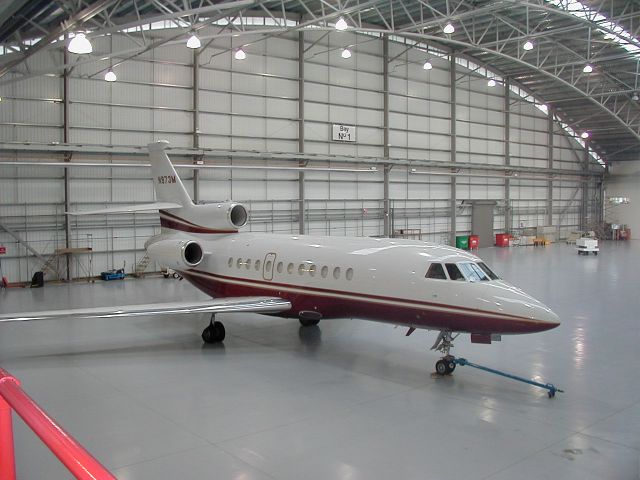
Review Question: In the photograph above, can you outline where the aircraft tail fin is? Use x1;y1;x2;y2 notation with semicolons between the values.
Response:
148;141;193;207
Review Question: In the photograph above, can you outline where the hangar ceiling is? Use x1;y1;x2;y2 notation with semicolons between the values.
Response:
0;0;638;164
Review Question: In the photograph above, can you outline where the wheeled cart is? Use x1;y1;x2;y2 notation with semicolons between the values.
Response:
576;237;599;255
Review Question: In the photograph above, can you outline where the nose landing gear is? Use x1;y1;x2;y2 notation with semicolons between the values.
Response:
431;330;459;375
429;330;563;397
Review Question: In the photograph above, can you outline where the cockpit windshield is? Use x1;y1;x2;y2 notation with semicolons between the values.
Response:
426;261;500;282
458;262;489;282
477;262;499;280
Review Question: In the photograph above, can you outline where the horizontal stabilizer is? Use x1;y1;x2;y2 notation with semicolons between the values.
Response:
66;202;182;215
0;297;291;322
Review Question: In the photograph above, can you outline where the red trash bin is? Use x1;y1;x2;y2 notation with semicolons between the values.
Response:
495;233;510;247
468;235;479;249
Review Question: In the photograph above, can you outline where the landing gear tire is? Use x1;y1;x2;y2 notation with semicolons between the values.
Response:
299;318;320;327
436;358;456;375
445;358;456;374
202;320;225;343
435;360;448;375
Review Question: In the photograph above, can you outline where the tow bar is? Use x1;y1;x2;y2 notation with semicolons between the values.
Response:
454;357;563;398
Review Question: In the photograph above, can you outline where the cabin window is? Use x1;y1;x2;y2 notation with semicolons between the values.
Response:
255;259;261;271
321;266;328;278
287;262;294;274
458;262;488;282
265;260;272;272
425;263;447;280
245;259;251;269
477;262;499;280
277;262;283;274
333;267;341;279
346;268;353;281
228;257;233;268
309;264;317;277
445;263;465;281
236;258;243;268
298;264;305;275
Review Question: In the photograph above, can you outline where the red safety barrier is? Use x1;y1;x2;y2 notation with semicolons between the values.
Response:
0;368;115;480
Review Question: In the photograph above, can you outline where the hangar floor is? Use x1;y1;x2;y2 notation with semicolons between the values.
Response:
0;241;638;479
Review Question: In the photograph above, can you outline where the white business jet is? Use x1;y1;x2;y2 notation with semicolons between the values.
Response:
0;141;560;375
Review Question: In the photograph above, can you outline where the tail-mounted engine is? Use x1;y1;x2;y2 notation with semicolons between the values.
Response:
214;202;248;229
146;239;203;270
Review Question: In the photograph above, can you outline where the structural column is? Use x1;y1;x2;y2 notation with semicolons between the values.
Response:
382;35;391;237
63;43;72;281
581;142;589;229
449;53;457;246
504;78;511;233
547;107;554;226
298;31;305;235
192;49;200;203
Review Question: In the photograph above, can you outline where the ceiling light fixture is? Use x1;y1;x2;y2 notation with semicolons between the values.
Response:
581;131;590;139
423;60;433;70
234;48;247;60
341;48;352;59
68;33;92;54
582;64;593;73
488;79;496;87
335;17;348;31
443;23;455;34
104;69;117;82
186;34;201;49
523;40;534;51
632;92;639;101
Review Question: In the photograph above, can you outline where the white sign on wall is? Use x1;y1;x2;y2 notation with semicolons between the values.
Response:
332;124;356;142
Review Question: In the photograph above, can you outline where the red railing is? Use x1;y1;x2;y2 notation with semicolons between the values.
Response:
0;368;116;480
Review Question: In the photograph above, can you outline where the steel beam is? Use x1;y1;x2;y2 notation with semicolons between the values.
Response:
504;78;512;233
63;43;71;282
450;53;457;247
548;106;554;227
298;30;305;235
383;34;391;238
192;49;200;204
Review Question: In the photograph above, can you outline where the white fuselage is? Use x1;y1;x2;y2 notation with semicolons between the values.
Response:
147;230;560;335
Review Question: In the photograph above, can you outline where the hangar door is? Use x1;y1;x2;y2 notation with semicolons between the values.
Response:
471;201;496;248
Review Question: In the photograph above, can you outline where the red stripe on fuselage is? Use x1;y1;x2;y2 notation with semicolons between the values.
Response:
159;210;237;234
180;270;558;334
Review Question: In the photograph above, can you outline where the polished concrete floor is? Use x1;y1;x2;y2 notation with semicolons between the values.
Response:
0;241;638;479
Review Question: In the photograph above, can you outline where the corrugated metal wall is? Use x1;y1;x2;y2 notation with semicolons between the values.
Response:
0;28;599;283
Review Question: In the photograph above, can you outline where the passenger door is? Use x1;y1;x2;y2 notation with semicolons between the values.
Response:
263;252;276;281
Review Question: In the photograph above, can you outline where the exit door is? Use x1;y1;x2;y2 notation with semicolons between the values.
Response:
263;253;276;281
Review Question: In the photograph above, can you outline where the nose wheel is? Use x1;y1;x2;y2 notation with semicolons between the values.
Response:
431;330;459;375
202;315;225;343
435;356;457;375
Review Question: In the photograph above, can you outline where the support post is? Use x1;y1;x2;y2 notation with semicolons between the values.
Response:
504;78;511;233
547;107;554;226
298;31;305;235
192;49;200;203
383;35;390;237
449;53;457;246
0;395;16;480
63;42;71;281
581;142;589;229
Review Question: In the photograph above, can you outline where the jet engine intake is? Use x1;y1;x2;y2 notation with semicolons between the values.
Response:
222;202;247;229
146;239;203;270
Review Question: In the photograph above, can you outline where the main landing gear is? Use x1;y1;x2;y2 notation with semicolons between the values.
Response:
431;330;459;375
202;314;225;343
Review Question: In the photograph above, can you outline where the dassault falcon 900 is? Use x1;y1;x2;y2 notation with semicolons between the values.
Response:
0;141;560;375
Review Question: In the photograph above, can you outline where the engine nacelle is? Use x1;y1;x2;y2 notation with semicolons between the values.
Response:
208;202;248;230
146;239;204;270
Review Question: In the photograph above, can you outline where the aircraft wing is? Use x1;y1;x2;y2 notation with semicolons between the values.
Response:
66;202;182;215
0;297;291;322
